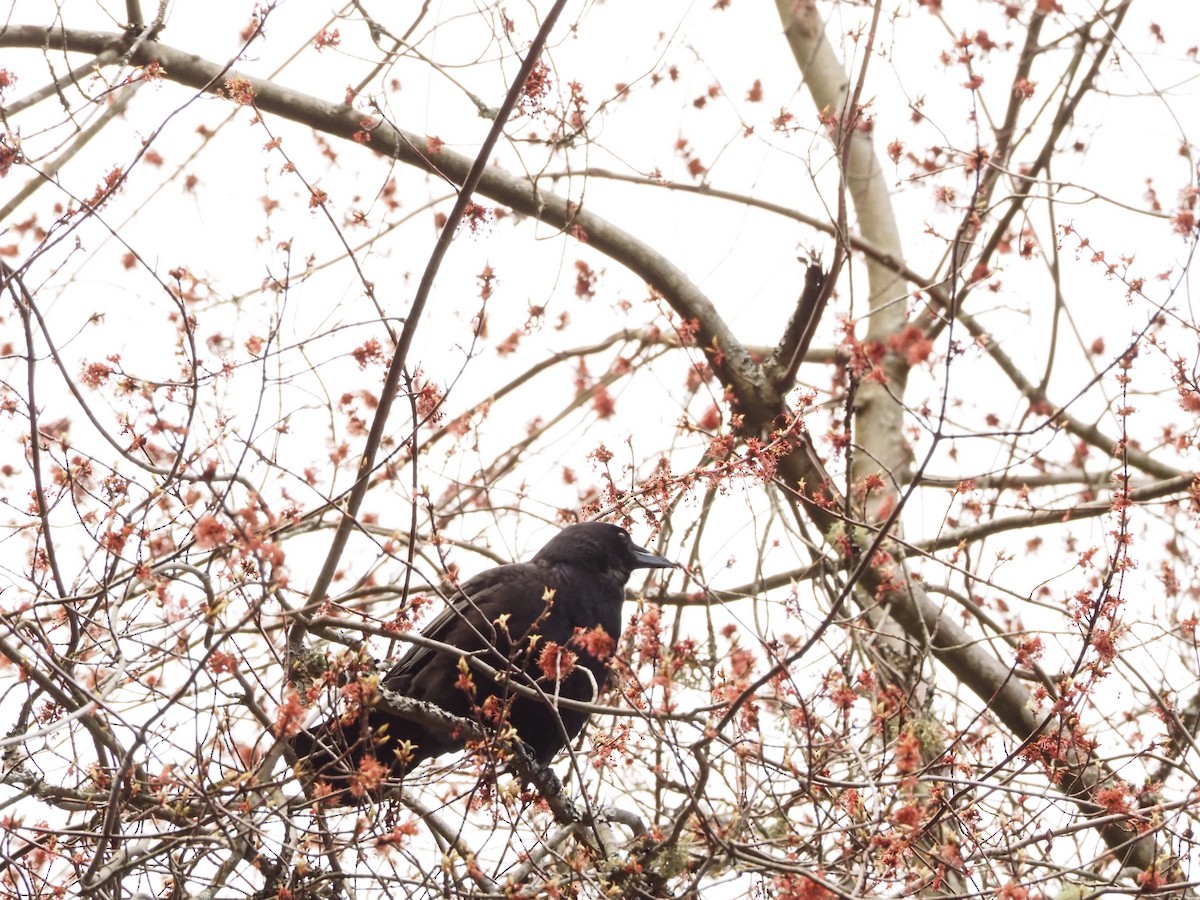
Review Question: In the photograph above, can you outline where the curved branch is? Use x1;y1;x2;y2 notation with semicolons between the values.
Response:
0;26;764;407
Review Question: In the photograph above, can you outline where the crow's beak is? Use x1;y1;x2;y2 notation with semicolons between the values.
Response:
631;543;674;570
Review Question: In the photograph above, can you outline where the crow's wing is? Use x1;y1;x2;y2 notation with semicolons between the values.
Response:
382;562;555;694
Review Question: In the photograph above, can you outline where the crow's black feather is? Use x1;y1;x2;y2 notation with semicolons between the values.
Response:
290;521;672;803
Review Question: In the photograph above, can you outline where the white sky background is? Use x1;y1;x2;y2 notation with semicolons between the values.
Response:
8;0;1196;463
1;0;1200;895
69;0;1195;571
0;0;1185;763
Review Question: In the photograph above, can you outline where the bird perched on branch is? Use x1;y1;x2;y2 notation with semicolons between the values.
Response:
290;521;673;803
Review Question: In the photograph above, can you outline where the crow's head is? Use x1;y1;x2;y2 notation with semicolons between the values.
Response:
533;521;673;584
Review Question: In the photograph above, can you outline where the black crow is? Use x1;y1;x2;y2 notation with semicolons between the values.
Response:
291;521;672;802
